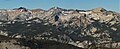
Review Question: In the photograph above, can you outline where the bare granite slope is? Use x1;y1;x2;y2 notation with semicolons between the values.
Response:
0;7;120;49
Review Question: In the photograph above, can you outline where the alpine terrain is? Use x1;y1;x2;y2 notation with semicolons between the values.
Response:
0;7;120;49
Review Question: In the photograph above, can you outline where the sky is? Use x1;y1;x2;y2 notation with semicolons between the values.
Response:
0;0;119;12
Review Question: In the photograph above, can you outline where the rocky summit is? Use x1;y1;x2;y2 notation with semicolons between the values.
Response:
0;7;120;49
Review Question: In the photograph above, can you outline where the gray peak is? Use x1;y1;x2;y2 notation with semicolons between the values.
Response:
92;7;107;12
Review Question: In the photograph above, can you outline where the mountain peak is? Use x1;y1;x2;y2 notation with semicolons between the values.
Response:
0;7;120;49
13;7;28;12
51;7;62;9
92;7;107;12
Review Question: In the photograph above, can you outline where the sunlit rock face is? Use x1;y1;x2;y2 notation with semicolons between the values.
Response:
0;7;120;49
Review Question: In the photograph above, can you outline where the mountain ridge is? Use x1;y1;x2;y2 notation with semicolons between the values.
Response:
0;7;120;49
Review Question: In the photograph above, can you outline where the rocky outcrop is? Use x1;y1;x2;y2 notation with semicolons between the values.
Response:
0;7;120;49
92;7;106;13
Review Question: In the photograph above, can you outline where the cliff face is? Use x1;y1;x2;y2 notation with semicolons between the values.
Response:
0;7;120;49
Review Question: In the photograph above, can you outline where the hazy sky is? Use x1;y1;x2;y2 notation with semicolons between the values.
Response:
0;0;119;12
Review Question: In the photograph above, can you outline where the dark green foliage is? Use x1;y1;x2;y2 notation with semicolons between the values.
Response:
0;35;82;49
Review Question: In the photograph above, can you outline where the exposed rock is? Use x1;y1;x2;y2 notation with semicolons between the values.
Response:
0;7;120;49
92;7;107;13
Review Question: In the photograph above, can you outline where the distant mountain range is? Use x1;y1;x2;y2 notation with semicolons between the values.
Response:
0;7;120;49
